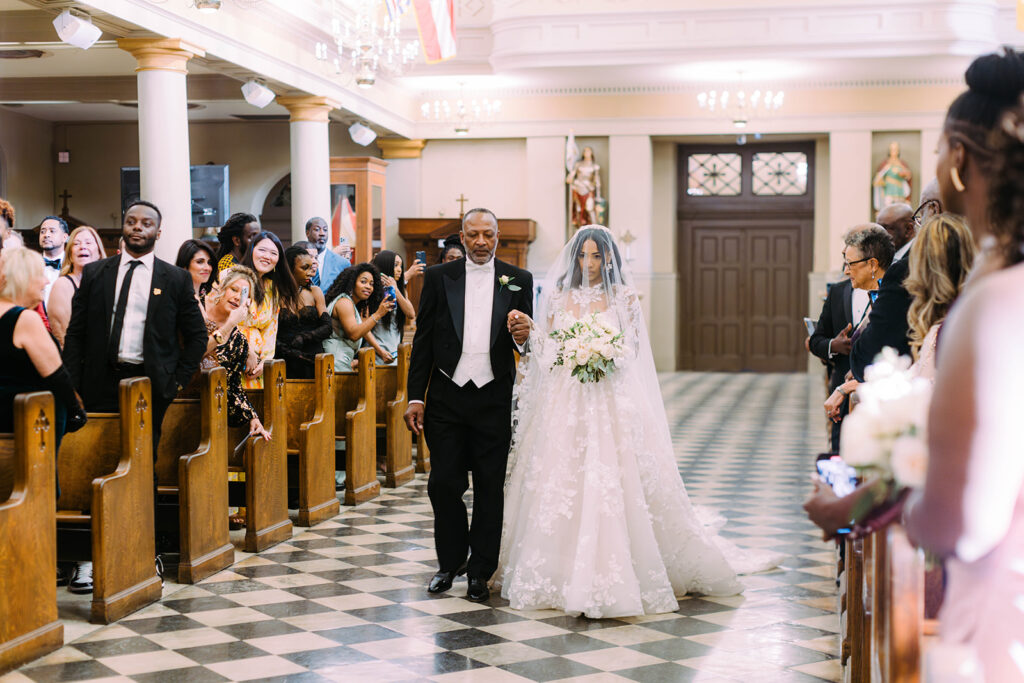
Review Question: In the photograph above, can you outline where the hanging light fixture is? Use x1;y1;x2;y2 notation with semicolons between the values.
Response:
327;0;419;90
421;83;502;136
697;72;784;130
195;0;222;13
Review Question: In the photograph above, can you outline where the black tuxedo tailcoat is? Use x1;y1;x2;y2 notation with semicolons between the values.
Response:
62;253;207;450
809;278;854;392
408;257;533;581
850;255;912;382
808;278;854;452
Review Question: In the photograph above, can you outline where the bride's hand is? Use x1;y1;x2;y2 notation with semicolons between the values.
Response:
507;310;532;345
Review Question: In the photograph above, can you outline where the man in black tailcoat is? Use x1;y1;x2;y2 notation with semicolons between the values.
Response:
405;208;533;602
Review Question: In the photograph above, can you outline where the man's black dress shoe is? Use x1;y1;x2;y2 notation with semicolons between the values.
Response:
466;577;490;602
427;563;467;594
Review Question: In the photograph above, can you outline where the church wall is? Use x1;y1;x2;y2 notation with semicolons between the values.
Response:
650;141;678;371
50;120;379;236
0;107;55;228
418;139;528;222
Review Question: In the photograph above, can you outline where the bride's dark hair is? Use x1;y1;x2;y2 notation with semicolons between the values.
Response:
558;227;623;290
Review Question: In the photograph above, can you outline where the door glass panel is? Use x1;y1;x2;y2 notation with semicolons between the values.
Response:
687;153;742;196
751;152;808;196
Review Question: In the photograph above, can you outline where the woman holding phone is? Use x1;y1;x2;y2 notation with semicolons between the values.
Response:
323;263;395;371
201;265;270;441
370;250;419;365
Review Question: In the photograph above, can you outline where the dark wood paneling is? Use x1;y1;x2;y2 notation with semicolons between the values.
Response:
678;142;815;372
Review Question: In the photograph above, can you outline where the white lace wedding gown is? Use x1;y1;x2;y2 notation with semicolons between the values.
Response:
497;283;780;618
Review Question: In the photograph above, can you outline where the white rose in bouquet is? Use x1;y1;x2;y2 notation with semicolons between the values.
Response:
575;341;592;365
890;435;928;488
840;409;889;471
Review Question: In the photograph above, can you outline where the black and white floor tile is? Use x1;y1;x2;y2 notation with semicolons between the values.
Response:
4;372;839;683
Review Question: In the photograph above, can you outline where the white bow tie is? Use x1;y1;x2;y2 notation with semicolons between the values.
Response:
465;259;494;274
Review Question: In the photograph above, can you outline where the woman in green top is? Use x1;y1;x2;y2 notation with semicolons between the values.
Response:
323;263;395;371
370;250;423;364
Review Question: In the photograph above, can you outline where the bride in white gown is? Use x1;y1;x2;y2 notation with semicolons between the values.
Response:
496;226;780;618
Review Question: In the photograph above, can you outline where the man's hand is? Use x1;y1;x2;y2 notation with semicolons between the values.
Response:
831;323;853;356
404;403;425;435
507;310;532;346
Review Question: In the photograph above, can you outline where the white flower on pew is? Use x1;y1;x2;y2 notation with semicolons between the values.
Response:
841;346;932;489
890;435;928;489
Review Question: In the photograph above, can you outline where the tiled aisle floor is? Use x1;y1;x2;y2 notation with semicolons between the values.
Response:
5;372;839;683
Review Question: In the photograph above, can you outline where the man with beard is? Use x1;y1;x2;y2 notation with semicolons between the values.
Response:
304;216;350;291
63;199;206;455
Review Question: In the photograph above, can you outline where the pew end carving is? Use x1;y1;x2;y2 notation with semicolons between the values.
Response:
156;367;234;583
375;343;414;488
232;360;292;552
335;348;379;505
0;393;63;673
286;353;340;526
58;378;162;623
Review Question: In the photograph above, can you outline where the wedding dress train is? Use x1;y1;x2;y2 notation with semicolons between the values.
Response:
496;227;780;618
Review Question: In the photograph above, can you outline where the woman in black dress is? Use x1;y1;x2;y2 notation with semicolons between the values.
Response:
275;245;331;379
201;266;270;438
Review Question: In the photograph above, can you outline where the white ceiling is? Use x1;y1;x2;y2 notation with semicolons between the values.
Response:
0;0;1019;128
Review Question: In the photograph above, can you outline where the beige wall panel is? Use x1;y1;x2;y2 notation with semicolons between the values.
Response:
0;108;55;227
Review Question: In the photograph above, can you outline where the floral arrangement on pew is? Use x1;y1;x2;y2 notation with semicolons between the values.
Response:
840;347;932;534
549;312;625;384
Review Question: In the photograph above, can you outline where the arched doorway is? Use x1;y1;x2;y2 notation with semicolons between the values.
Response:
260;174;291;246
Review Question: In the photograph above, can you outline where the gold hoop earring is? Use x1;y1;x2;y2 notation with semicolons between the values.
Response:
951;167;966;192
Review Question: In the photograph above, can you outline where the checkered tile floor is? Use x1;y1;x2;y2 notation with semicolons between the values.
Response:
6;372;839;683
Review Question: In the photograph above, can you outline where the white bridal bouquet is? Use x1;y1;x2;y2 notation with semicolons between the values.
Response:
549;313;625;384
841;347;932;491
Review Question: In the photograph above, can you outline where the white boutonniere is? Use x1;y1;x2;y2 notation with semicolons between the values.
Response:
498;275;521;292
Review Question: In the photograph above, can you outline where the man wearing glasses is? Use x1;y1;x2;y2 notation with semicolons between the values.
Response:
850;179;942;381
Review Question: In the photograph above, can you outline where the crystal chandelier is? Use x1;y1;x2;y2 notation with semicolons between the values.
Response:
326;0;419;89
697;86;784;129
420;85;502;136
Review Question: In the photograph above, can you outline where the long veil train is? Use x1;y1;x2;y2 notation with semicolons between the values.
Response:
495;225;781;618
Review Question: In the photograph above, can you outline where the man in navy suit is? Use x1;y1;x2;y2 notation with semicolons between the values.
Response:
305;216;351;291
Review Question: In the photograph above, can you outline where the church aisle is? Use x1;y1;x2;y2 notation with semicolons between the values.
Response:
6;373;838;683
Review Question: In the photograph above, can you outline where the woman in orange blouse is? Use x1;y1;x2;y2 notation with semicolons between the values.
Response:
232;231;298;389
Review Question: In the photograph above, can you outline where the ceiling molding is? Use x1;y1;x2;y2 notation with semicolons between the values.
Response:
0;72;246;101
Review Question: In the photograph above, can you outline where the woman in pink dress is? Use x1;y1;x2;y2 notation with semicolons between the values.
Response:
905;49;1024;681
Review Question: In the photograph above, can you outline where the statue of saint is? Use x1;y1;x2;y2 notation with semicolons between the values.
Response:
872;141;912;210
567;146;602;230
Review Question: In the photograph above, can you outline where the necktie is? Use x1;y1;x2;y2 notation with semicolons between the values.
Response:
108;260;142;365
44;258;61;269
311;270;321;288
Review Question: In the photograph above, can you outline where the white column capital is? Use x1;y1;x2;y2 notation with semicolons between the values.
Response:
117;38;205;74
277;95;339;123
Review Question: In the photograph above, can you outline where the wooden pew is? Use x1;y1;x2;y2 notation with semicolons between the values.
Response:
415;433;431;474
58;378;162;624
231;360;292;552
0;393;63;674
374;343;414;488
154;367;234;583
285;353;340;526
869;525;923;682
841;536;870;681
335;347;379;505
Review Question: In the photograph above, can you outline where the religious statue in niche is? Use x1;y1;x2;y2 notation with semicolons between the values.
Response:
566;146;606;230
872;141;912;210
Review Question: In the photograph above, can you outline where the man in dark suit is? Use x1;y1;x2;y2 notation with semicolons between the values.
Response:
404;208;532;602
63;200;207;453
808;278;854;451
850;182;940;380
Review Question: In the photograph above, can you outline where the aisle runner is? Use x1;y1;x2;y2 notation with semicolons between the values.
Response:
9;372;839;683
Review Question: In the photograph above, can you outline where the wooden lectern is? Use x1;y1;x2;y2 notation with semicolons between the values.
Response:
398;217;536;310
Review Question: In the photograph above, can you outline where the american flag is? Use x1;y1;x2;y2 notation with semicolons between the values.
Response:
384;0;411;22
